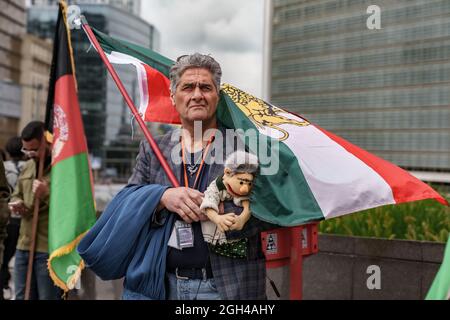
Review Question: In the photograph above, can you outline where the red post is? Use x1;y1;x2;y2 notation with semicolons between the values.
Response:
262;222;319;300
289;226;303;300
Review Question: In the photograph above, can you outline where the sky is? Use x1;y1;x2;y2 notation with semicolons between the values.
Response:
140;0;265;97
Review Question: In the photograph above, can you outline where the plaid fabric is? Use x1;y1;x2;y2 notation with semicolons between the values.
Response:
210;248;267;300
128;125;277;300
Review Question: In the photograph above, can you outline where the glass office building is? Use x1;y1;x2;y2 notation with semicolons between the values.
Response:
28;3;159;180
270;0;450;172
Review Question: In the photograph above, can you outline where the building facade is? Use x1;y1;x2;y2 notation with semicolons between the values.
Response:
0;81;22;147
28;3;158;180
19;34;52;131
269;0;450;172
0;0;26;145
0;0;25;82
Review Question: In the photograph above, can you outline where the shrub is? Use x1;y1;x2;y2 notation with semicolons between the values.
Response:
319;197;450;242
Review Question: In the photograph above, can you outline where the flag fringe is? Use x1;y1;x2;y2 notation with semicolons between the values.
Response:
47;231;88;292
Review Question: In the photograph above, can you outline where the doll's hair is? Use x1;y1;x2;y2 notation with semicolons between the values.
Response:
224;151;258;176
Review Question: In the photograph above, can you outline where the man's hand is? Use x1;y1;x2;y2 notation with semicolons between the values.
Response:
160;187;206;223
32;179;49;200
211;213;237;233
8;200;27;216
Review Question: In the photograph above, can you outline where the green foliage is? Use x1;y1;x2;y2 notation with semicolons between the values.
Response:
319;197;450;242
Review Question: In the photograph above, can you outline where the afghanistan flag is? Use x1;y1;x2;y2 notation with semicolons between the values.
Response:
426;237;450;300
46;2;97;292
85;27;448;226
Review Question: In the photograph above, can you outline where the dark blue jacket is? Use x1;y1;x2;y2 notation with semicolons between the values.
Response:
77;184;173;299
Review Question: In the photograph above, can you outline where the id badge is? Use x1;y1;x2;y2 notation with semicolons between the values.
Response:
175;220;194;249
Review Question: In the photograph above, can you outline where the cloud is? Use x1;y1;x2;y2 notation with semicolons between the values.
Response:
141;0;264;96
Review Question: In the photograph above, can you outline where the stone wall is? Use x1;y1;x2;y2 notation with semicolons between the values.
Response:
266;234;445;300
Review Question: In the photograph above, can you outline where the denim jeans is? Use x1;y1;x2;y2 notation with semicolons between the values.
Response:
14;249;61;300
166;273;221;300
121;273;221;300
0;218;20;293
122;288;154;300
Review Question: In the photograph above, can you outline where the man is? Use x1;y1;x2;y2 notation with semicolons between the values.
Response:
128;53;274;300
0;137;26;299
8;121;60;300
0;157;11;300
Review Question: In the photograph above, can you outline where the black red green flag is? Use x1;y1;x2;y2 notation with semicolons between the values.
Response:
45;1;96;292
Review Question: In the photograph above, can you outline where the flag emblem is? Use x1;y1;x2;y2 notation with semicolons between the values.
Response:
52;104;68;161
222;84;309;141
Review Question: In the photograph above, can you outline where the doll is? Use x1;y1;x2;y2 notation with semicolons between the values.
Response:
200;150;258;247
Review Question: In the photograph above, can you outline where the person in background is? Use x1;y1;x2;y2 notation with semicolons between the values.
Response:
0;149;6;161
0;137;27;299
9;121;60;300
0;156;11;300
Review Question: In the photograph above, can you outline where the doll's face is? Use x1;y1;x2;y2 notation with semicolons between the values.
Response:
223;168;254;197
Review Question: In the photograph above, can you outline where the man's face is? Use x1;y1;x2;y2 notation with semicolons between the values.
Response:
171;68;219;125
21;138;41;161
222;169;254;197
21;138;51;162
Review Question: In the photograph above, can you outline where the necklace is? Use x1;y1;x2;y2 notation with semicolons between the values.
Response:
185;150;203;176
181;132;216;188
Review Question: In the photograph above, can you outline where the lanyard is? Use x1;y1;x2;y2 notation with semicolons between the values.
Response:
181;133;215;189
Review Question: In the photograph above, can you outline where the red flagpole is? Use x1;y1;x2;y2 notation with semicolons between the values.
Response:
80;16;180;187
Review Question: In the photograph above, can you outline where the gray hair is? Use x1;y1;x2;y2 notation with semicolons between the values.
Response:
224;151;259;176
169;53;222;93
